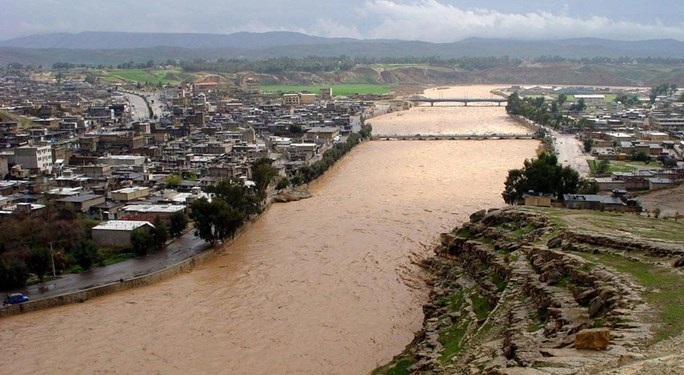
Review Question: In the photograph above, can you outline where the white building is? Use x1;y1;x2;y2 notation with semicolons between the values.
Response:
91;220;155;247
14;144;53;173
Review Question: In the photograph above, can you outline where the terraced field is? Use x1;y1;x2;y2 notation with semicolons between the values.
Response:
375;207;684;374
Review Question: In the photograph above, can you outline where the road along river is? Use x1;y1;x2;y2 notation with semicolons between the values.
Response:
0;85;538;374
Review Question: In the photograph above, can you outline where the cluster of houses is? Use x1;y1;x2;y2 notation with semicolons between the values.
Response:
0;73;377;247
514;85;684;212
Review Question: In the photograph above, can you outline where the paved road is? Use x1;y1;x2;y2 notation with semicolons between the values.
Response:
122;91;164;123
549;130;591;177
6;231;211;301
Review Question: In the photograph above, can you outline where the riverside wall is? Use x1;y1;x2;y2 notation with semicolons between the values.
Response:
0;134;370;319
0;211;261;319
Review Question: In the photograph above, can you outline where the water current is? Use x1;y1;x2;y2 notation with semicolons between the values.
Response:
0;85;538;374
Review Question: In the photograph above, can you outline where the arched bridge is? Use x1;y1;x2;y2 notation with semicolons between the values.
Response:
409;96;507;106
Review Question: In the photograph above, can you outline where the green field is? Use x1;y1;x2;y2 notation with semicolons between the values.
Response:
101;68;194;85
261;84;390;96
588;159;654;175
562;94;617;102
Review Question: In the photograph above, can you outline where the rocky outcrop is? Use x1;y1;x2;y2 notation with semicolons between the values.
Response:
575;328;611;350
380;207;663;375
272;187;312;203
559;231;684;259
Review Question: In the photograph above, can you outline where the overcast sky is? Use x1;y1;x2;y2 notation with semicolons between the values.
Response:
2;0;684;42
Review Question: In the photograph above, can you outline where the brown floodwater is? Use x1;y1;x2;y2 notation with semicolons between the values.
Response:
0;85;538;374
372;85;528;136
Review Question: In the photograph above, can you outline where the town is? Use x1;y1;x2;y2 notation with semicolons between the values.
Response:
0;68;377;289
0;67;683;296
500;84;684;212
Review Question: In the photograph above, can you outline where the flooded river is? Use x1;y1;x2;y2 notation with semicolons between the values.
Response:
0;85;538;374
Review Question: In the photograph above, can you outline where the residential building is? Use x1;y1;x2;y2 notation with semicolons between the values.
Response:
14;144;53;174
91;220;155;247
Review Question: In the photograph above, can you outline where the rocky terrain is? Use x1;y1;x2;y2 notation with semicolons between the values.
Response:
374;207;684;375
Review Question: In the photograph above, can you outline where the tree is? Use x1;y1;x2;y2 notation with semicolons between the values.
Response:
502;152;580;204
578;178;600;194
151;216;168;251
650;83;675;104
165;174;182;188
288;124;303;134
275;177;290;192
72;239;100;271
557;93;567;107
583;139;594;153
207;179;259;217
0;258;29;289
631;151;651;163
595;160;610;175
251;158;278;202
130;228;154;256
570;98;586;112
169;211;188;238
189;197;245;245
28;246;51;282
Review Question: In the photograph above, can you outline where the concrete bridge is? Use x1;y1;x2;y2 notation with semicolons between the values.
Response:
371;133;536;141
409;97;507;106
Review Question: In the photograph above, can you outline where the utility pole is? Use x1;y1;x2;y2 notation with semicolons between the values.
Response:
50;242;56;279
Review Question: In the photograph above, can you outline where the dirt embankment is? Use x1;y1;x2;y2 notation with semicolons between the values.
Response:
636;183;684;219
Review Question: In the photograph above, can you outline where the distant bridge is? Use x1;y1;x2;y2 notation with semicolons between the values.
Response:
409;96;507;106
371;133;536;141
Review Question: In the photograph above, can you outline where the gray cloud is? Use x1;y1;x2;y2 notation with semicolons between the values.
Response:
354;0;684;41
1;0;683;41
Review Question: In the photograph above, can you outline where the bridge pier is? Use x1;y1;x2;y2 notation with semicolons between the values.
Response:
430;102;434;107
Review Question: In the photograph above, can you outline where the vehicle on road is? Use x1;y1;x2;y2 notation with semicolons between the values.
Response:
3;293;29;305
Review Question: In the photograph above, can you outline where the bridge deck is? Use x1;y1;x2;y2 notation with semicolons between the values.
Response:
409;97;506;106
371;134;536;141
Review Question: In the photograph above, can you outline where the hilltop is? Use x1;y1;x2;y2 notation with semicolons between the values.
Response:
2;31;684;66
375;204;684;374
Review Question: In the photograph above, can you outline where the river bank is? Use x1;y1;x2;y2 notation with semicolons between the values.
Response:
0;85;539;375
1;131;368;318
375;206;684;374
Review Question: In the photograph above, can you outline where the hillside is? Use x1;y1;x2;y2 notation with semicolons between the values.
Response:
375;206;684;374
75;63;684;90
0;31;357;50
2;31;684;66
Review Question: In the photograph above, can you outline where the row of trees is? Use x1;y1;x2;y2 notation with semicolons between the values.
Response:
7;55;684;75
0;205;98;289
649;83;678;103
181;56;356;74
289;124;372;186
188;125;372;245
506;92;570;129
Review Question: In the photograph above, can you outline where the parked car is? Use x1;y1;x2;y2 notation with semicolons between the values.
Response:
3;293;29;306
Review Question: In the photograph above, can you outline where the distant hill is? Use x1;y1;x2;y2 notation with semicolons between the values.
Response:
1;31;684;66
0;31;358;50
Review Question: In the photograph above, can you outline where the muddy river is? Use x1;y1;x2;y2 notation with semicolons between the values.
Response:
0;85;538;374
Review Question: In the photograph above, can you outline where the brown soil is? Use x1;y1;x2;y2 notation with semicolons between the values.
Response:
637;183;684;219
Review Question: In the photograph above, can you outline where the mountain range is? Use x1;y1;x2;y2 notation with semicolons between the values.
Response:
1;31;684;66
